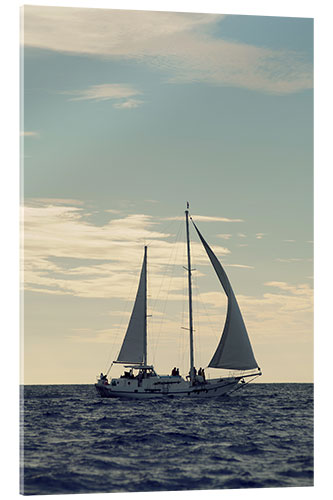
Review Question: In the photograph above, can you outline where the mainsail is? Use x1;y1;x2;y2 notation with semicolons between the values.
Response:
116;246;147;364
192;221;258;371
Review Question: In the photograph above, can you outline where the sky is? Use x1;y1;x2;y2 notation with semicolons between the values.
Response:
21;3;313;384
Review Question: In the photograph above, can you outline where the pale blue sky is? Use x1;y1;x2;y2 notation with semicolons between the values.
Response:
22;6;313;383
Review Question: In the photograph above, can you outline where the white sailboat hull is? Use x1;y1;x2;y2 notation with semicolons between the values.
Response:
95;375;240;399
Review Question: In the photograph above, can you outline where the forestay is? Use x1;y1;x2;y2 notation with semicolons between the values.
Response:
192;222;258;371
116;247;147;364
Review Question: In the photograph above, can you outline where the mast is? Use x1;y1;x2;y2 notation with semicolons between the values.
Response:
185;204;195;379
143;245;147;365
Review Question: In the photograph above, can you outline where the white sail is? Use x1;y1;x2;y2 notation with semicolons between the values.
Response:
116;247;147;364
192;222;258;371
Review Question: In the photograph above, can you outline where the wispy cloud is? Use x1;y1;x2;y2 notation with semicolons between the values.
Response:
276;258;312;263
23;199;314;372
22;199;313;376
192;280;313;342
113;98;143;109
264;281;312;297
169;215;244;223
225;264;254;269
23;7;312;95
217;233;232;240
196;215;244;223
22;199;231;299
65;278;313;380
238;282;313;341
21;131;39;137
64;83;143;108
27;197;84;207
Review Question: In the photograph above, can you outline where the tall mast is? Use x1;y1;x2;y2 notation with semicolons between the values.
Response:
185;204;195;379
143;245;147;365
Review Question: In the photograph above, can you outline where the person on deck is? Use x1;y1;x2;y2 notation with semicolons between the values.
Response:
189;366;197;383
137;371;144;386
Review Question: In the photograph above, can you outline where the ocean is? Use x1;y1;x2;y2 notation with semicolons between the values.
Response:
20;383;313;495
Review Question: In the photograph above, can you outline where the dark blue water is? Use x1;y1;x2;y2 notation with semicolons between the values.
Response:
21;383;313;495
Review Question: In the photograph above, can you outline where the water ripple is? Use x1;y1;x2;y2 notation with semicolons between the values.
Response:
21;383;313;495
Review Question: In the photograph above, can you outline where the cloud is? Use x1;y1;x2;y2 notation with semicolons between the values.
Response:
22;199;313;376
27;197;84;206
264;281;311;295
64;83;144;108
275;258;312;263
23;199;312;375
113;98;143;109
199;280;313;342
21;131;39;137
169;215;243;222
225;264;254;269
23;6;312;95
217;233;232;240
22;199;231;299
193;215;244;223
239;283;313;341
67;327;118;345
23;7;222;56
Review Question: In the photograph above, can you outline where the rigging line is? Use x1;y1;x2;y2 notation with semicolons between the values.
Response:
150;220;184;363
149;218;182;314
228;375;260;395
106;362;113;377
144;214;182;250
152;220;183;350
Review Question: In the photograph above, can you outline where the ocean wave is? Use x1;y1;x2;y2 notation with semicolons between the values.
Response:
21;383;314;494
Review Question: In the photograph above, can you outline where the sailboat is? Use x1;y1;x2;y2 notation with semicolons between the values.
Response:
95;205;261;398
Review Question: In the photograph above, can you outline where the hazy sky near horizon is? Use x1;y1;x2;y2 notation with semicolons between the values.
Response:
22;5;313;384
